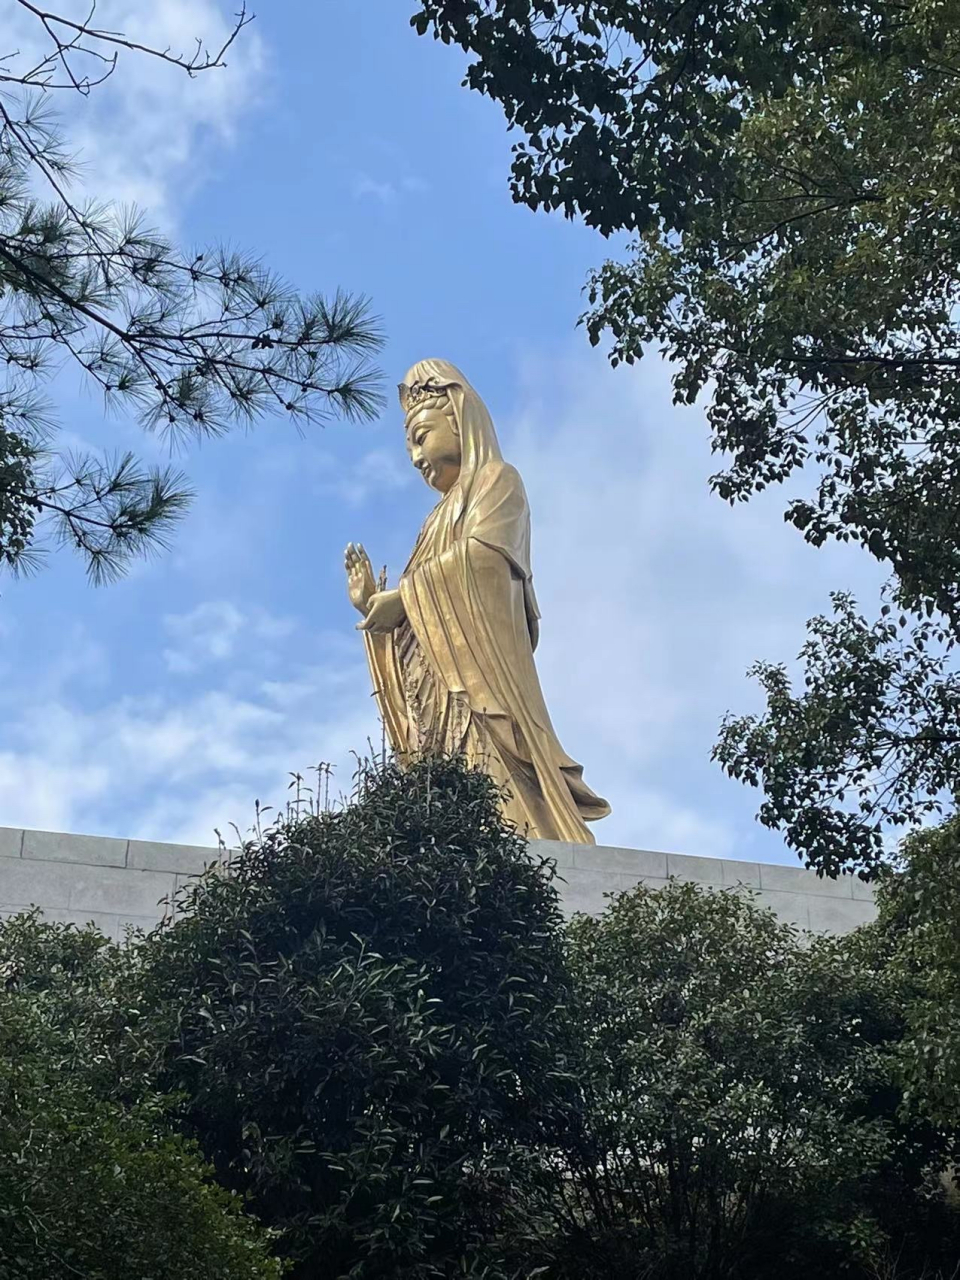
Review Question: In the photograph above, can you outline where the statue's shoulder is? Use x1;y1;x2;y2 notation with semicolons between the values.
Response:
466;463;530;533
474;459;525;493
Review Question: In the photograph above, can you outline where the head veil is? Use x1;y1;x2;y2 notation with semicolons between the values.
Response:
399;358;501;528
399;357;541;648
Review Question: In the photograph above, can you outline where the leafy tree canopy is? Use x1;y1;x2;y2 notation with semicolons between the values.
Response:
0;5;382;582
483;876;960;1279
713;593;960;877
551;878;958;1280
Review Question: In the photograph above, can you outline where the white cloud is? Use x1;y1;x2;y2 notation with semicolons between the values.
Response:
353;172;428;207
0;748;111;838
4;0;266;223
353;174;397;206
331;447;415;506
0;622;377;846
257;443;415;507
163;600;295;673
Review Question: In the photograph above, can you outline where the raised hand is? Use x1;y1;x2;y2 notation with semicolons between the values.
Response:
344;542;377;615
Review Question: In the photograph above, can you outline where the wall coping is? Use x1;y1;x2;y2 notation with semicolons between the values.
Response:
0;825;877;939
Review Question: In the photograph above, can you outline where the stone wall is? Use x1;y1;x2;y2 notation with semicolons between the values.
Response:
537;839;877;934
0;825;218;940
0;825;877;941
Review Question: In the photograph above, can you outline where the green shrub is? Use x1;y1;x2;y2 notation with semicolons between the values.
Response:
0;913;283;1280
535;879;960;1280
11;761;959;1279
873;816;960;1135
134;757;573;1278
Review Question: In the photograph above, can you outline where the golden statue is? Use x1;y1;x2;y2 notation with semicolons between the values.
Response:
344;358;609;844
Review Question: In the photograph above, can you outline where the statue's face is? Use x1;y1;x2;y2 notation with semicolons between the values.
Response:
405;404;461;493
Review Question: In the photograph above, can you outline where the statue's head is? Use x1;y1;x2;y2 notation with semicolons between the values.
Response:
399;379;461;493
398;360;503;513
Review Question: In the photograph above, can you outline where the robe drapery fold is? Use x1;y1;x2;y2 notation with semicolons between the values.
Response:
363;452;609;844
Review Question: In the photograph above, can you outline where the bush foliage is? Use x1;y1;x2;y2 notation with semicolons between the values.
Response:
134;758;573;1278
547;880;960;1280
4;757;960;1278
874;817;960;1133
0;912;282;1280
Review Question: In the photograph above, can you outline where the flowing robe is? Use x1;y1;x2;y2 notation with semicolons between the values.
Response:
363;460;609;843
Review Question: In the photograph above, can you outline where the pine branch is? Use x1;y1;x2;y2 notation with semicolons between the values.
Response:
0;17;385;583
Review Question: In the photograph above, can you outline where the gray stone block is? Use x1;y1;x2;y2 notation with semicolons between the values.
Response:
25;906;162;943
619;872;669;895
529;839;576;869
719;859;763;889
67;864;175;917
0;830;880;938
126;838;219;875
753;889;812;931
577;844;668;878
558;866;622;894
758;862;854;898
556;866;621;916
807;896;877;935
41;908;125;940
665;852;724;887
22;828;128;867
0;828;22;858
115;912;168;938
850;876;878;903
560;886;611;917
0;858;75;909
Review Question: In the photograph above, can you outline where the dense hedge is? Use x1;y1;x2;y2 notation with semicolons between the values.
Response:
0;912;282;1280
3;757;960;1279
134;758;574;1278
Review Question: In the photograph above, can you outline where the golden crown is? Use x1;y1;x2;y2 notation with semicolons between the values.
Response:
398;379;449;417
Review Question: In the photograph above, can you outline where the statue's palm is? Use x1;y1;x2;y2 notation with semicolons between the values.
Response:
345;542;377;615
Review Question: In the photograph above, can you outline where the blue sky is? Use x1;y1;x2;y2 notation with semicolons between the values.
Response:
0;0;886;862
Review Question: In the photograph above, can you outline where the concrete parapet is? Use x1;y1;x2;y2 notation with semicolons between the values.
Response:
0;827;23;859
22;828;128;867
530;839;876;934
126;838;221;876
0;827;877;940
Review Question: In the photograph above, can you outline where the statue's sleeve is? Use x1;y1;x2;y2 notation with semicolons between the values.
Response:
361;629;409;755
460;463;532;581
459;462;541;647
